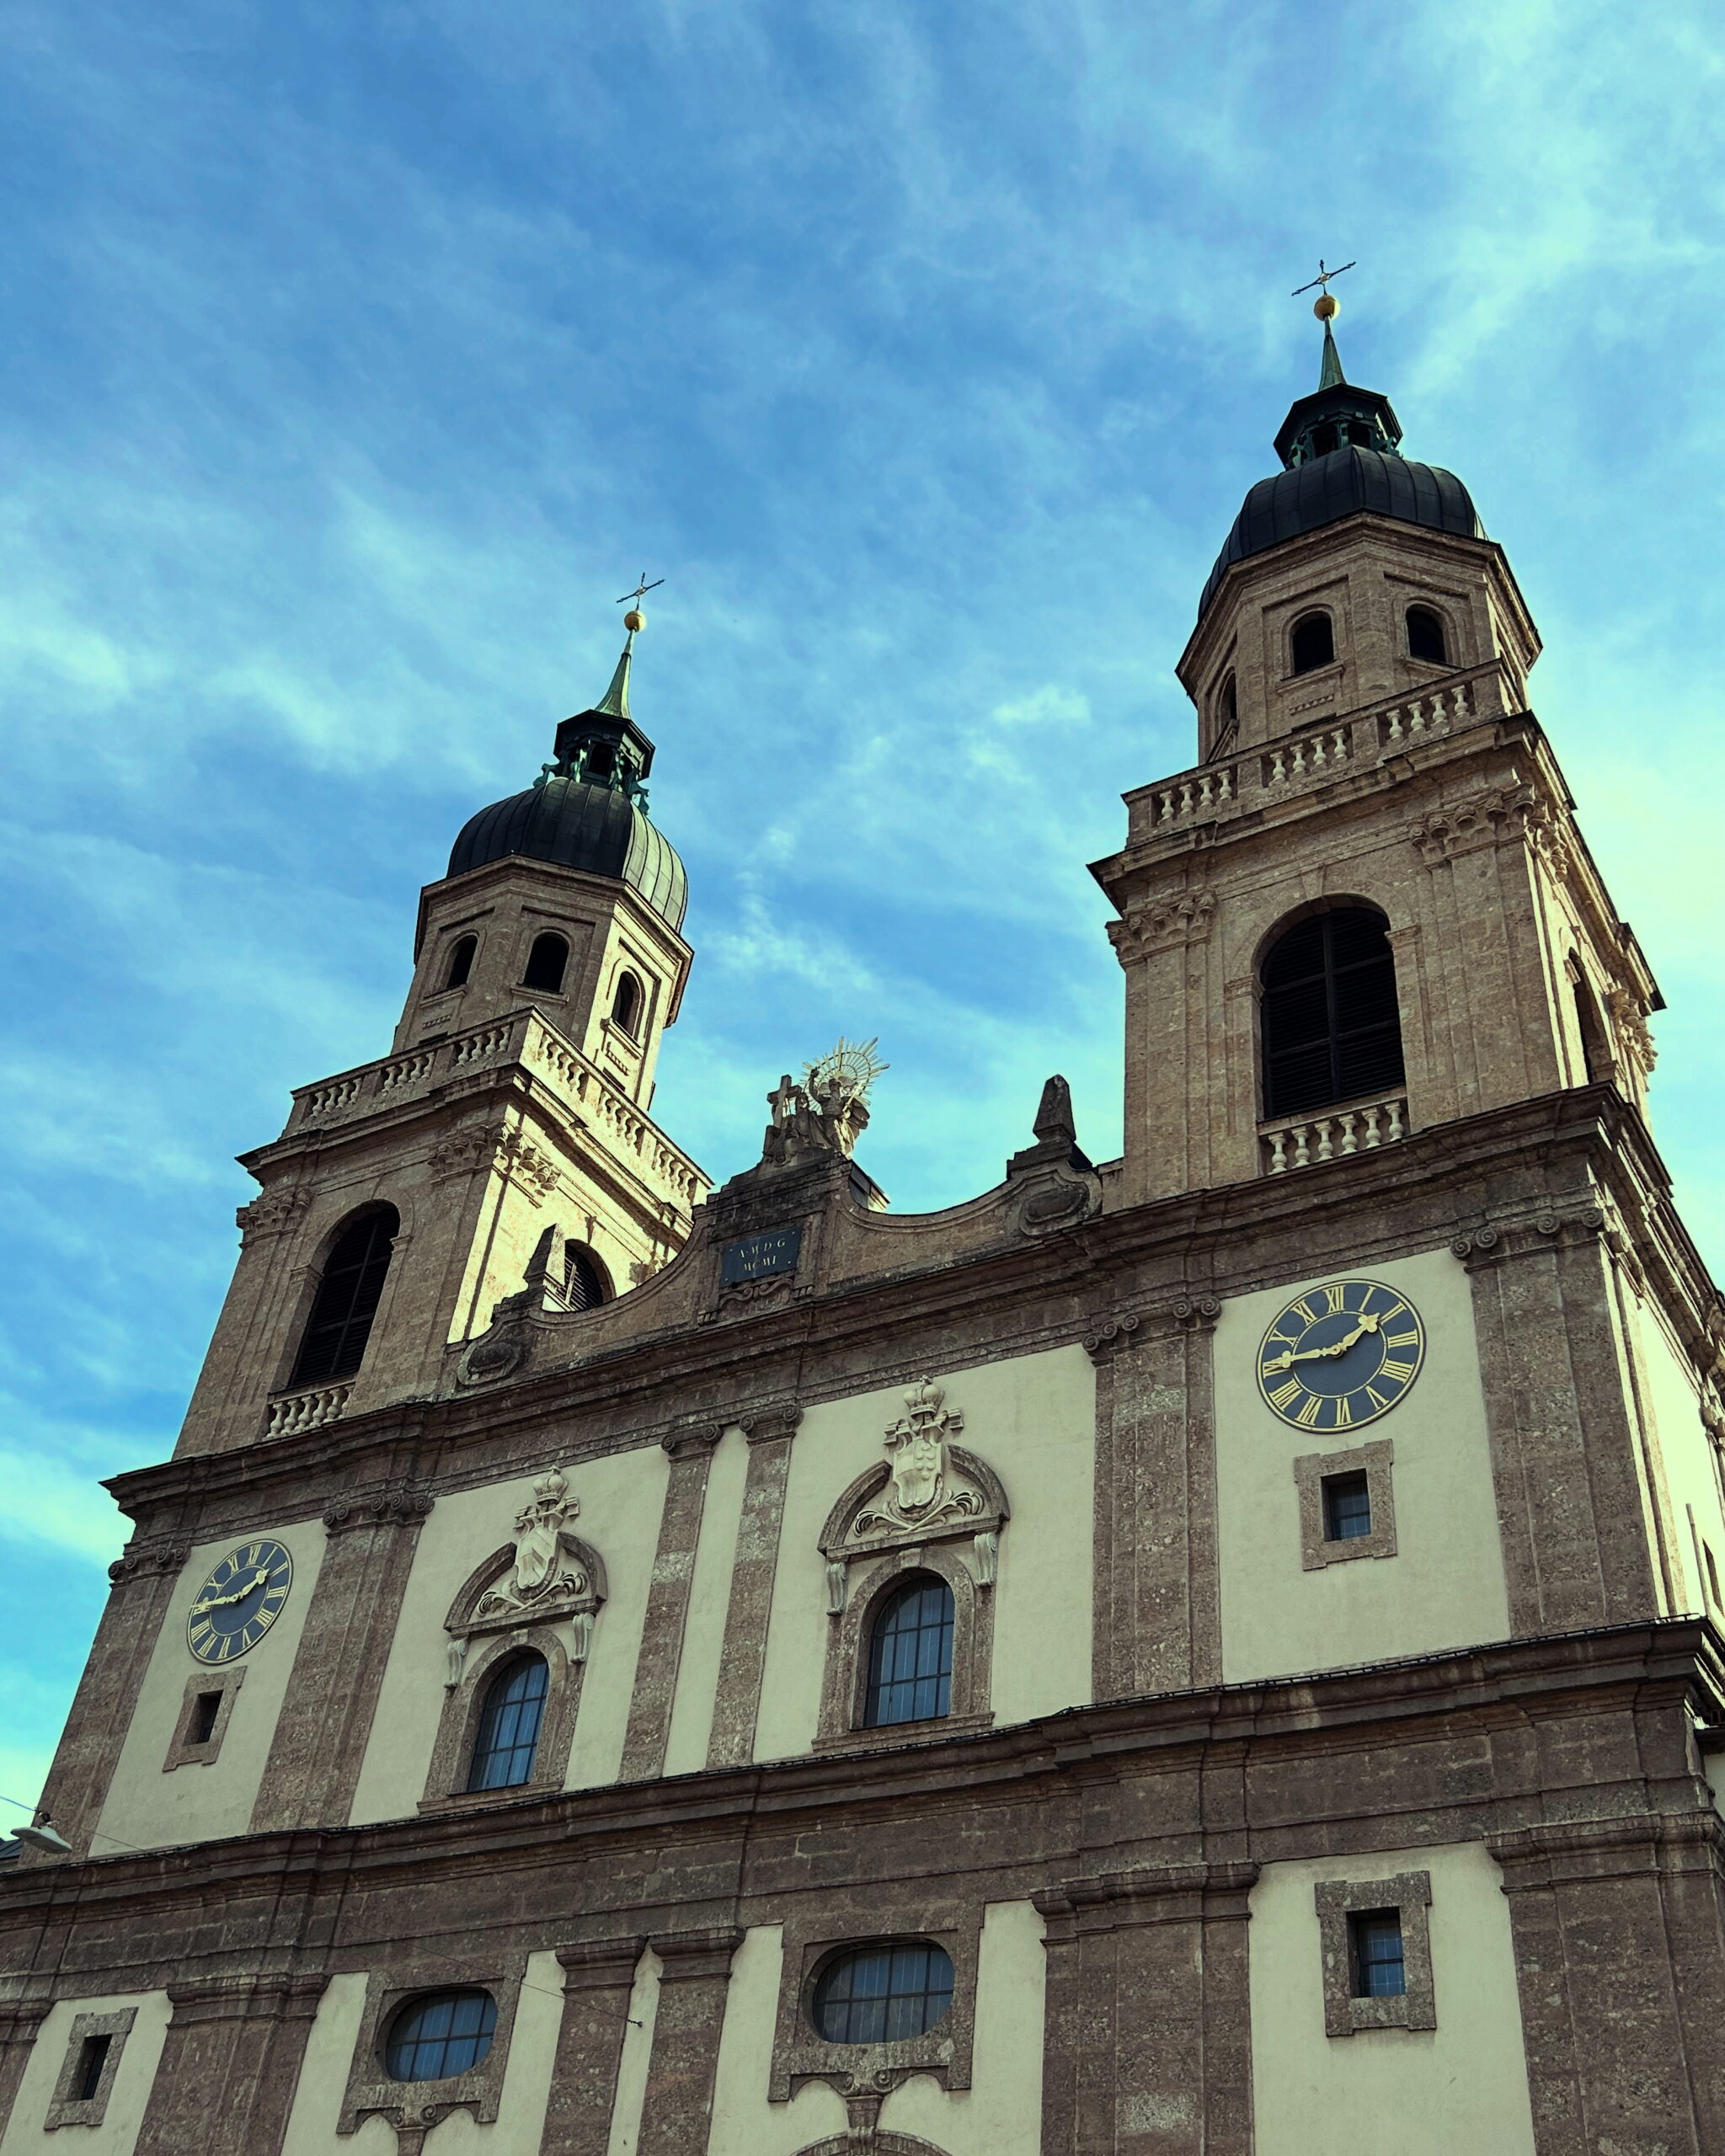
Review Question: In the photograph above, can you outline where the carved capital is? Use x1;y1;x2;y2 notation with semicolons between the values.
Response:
236;1186;312;1243
1082;1312;1141;1363
495;1129;562;1205
323;1486;435;1536
555;1938;644;1992
647;1926;745;1980
427;1124;497;1181
1451;1207;1607;1271
1108;890;1216;967
108;1540;190;1587
1408;783;1546;865
742;1404;803;1446
662;1424;724;1462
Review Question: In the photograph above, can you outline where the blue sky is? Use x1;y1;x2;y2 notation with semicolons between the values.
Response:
4;0;1724;1813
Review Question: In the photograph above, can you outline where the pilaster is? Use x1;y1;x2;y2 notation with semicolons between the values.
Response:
1086;1296;1223;1700
31;1536;190;1860
541;1940;646;2156
707;1407;801;1769
635;1928;743;2156
620;1429;724;1781
249;1484;434;1832
0;2000;51;2137
134;1972;328;2156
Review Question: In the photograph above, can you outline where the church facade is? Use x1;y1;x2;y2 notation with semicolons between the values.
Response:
4;325;1725;2156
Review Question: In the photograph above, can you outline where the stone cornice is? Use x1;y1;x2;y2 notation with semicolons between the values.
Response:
4;1621;1717;1931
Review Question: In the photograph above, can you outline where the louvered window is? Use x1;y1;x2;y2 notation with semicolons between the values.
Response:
564;1245;611;1312
1261;909;1404;1118
289;1206;398;1386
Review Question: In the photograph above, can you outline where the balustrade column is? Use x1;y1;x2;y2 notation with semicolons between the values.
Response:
249;1485;433;1832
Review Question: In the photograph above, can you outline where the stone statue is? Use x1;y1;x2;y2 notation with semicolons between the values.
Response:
760;1038;888;1166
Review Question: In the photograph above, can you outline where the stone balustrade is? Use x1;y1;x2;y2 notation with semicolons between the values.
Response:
263;1380;353;1439
285;1011;708;1213
1259;1092;1408;1176
1125;661;1515;844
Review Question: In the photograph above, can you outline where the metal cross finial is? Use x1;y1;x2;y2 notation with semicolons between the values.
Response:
1291;258;1356;299
617;573;665;609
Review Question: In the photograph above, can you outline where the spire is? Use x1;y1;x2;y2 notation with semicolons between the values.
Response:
593;643;633;720
1318;318;1346;390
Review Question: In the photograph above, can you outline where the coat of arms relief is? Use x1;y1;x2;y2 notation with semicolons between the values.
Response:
820;1376;1009;1614
444;1466;606;1684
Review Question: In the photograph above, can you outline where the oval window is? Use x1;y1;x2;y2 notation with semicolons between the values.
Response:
384;1990;498;2082
810;1941;954;2045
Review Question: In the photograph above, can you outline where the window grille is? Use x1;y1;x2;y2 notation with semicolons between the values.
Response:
862;1575;953;1727
290;1206;399;1387
384;1991;498;2082
1322;1471;1373;1541
811;1941;954;2045
1348;1910;1407;1998
467;1653;549;1791
1261;908;1404;1118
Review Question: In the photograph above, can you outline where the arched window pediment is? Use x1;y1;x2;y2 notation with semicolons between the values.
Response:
819;1378;1009;1616
445;1468;608;1661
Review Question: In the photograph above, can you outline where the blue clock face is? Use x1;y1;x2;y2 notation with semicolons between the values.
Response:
1257;1279;1425;1433
187;1540;293;1663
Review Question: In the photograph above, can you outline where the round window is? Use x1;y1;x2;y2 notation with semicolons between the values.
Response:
810;1941;954;2045
384;1990;498;2082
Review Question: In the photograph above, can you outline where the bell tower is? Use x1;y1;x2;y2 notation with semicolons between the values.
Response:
1095;300;1662;1206
174;608;709;1456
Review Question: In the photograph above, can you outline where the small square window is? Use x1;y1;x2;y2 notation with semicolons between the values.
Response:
1322;1471;1372;1542
73;2033;112;2103
1348;1910;1406;1998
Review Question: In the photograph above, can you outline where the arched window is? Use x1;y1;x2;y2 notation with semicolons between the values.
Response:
384;1991;498;2082
443;934;477;990
289;1205;399;1387
1290;611;1335;675
563;1243;611;1312
522;932;569;993
609;970;644;1038
1214;673;1237;750
1261;908;1405;1118
811;1942;954;2044
466;1652;549;1791
1571;966;1612;1085
1406;606;1447;664
863;1574;953;1727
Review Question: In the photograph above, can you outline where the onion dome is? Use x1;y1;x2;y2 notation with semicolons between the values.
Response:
1198;318;1485;623
448;636;688;931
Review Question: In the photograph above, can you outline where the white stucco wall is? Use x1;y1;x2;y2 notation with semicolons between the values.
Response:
1628;1286;1725;1619
349;1444;669;1823
1248;1841;1535;2156
663;1423;751;1775
278;1953;562;2155
705;1903;1044;2156
94;1520;328;1854
1214;1248;1509;1682
0;1992;171;2156
752;1347;1095;1762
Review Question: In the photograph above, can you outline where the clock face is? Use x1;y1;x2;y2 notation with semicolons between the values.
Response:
187;1540;294;1663
1257;1278;1425;1433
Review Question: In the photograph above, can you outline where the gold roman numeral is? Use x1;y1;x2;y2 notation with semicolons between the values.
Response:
1295;1394;1324;1428
1376;1297;1407;1321
1268;1378;1302;1409
1384;1329;1418;1348
1332;1395;1353;1428
215;1636;234;1661
190;1621;215;1650
1380;1358;1415;1383
1365;1385;1391;1412
1292;1296;1321;1326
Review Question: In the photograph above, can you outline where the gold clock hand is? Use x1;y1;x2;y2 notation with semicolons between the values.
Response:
192;1569;269;1614
1264;1312;1382;1374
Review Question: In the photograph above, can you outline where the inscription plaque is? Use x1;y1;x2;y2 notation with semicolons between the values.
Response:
721;1227;804;1285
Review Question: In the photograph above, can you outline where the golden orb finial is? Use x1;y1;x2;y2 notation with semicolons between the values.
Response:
1313;291;1339;323
623;608;645;632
